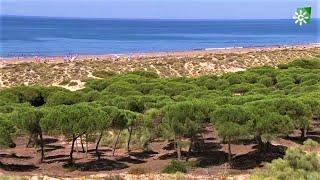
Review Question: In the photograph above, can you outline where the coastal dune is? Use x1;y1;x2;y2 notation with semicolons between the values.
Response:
1;44;320;91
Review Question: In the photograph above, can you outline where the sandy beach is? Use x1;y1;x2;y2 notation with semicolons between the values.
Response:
1;43;319;64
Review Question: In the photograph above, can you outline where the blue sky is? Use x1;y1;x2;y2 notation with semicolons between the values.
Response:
1;0;319;19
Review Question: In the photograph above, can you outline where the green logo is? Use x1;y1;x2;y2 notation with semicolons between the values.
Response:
293;7;312;26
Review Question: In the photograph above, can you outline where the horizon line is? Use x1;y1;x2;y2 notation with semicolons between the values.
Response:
3;14;320;21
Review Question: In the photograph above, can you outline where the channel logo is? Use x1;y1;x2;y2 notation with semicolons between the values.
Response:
293;7;312;26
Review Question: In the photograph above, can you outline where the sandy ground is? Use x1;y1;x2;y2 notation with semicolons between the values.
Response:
0;122;319;179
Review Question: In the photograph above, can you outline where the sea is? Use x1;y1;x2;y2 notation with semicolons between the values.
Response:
0;16;319;57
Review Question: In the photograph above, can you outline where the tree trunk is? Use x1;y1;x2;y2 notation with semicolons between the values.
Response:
255;135;264;153
85;135;88;158
265;141;272;152
112;130;121;156
286;134;290;139
228;142;232;163
80;135;85;153
176;137;181;160
96;132;103;160
70;134;77;162
75;137;78;153
188;136;193;153
26;137;32;148
186;136;194;161
199;133;205;152
127;127;133;153
173;135;177;150
39;131;45;163
27;134;37;148
300;127;306;141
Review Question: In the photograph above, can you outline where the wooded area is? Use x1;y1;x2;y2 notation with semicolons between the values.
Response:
0;58;320;178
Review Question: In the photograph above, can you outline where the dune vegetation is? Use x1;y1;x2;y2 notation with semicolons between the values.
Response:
1;47;319;91
0;58;320;179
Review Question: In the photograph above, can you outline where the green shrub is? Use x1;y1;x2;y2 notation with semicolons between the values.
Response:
162;160;187;174
130;70;159;78
0;105;14;114
258;76;275;87
251;140;320;180
228;83;252;94
278;63;289;69
225;74;245;85
213;79;230;90
287;59;320;69
0;116;16;148
92;70;116;78
303;139;318;152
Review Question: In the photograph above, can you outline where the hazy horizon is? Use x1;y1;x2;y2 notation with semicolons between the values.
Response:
1;0;319;20
4;14;320;21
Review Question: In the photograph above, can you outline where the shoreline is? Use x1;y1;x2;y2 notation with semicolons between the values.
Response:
1;43;320;64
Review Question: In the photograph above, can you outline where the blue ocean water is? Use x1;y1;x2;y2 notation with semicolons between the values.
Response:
0;16;319;57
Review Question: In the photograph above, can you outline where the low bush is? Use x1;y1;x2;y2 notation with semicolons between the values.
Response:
250;140;320;180
92;70;116;78
287;59;320;69
162;160;187;174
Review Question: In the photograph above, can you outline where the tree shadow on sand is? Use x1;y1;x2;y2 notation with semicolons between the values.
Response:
160;140;226;167
87;148;112;159
43;137;59;145
282;136;304;145
65;159;128;171
163;141;175;151
203;142;222;151
231;144;286;170
87;148;112;153
0;162;38;172
116;156;146;164
45;154;72;164
40;144;65;153
129;150;158;159
195;151;228;168
158;151;179;160
306;131;320;143
282;132;320;145
163;140;222;152
157;149;228;168
0;153;32;160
